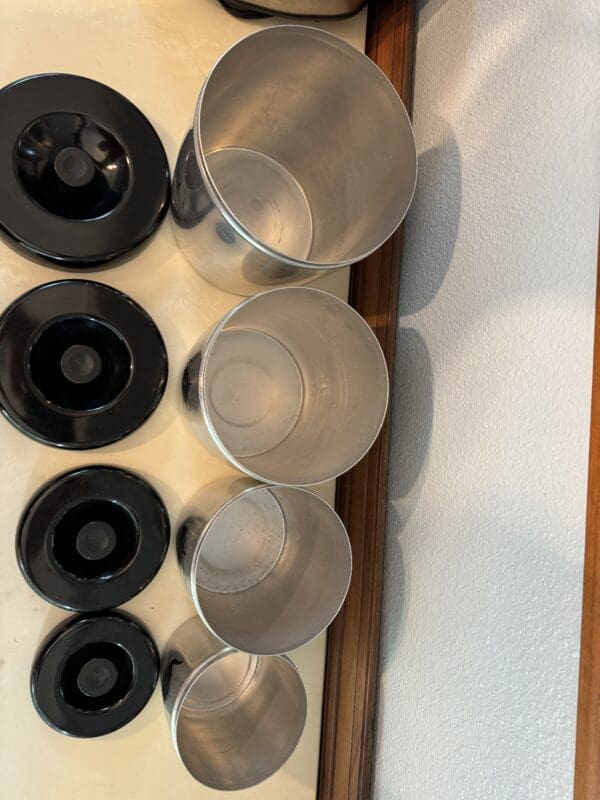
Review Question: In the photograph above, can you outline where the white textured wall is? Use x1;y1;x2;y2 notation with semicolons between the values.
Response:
375;2;599;798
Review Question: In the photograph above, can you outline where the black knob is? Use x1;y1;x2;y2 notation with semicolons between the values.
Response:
60;344;103;385
75;521;117;561
76;656;119;698
54;147;96;188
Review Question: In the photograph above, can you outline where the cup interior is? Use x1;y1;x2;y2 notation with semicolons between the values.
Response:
202;288;389;485
197;26;416;267
192;485;352;654
175;652;306;790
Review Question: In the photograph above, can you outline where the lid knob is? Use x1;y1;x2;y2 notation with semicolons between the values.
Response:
54;147;96;188
60;344;103;385
76;656;119;698
75;521;117;561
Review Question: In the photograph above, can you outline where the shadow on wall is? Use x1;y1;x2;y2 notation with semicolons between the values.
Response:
390;329;434;498
380;328;434;665
378;113;462;665
399;117;463;316
377;8;466;672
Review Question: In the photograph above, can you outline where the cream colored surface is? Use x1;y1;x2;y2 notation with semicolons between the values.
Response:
0;2;366;798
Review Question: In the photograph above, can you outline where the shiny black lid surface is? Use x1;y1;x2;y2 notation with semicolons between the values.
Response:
0;280;168;448
18;466;170;611
31;611;159;737
0;73;170;267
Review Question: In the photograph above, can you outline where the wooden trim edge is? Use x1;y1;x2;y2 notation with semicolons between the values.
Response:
574;237;600;799
317;3;417;799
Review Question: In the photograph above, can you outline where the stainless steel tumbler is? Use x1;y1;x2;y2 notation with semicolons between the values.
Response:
177;476;352;655
171;25;417;295
182;287;389;485
162;617;307;790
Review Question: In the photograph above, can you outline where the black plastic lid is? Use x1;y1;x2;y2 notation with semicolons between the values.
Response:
0;280;168;448
17;466;170;612
0;73;170;267
31;611;159;737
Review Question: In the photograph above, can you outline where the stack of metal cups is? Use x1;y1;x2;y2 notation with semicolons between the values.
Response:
165;24;416;789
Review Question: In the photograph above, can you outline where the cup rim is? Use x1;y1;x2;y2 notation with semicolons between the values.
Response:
196;286;390;487
188;482;353;655
192;24;417;271
169;648;307;790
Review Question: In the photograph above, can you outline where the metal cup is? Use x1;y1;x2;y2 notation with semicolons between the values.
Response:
182;286;389;485
162;617;307;790
177;476;352;655
171;25;417;295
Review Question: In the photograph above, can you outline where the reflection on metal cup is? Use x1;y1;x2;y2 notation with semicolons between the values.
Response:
177;476;352;654
171;25;417;295
162;617;307;790
182;287;389;485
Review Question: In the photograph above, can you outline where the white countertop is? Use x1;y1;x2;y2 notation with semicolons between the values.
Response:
0;2;366;798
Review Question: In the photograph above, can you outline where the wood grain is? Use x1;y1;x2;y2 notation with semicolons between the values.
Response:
574;241;600;800
317;3;417;799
